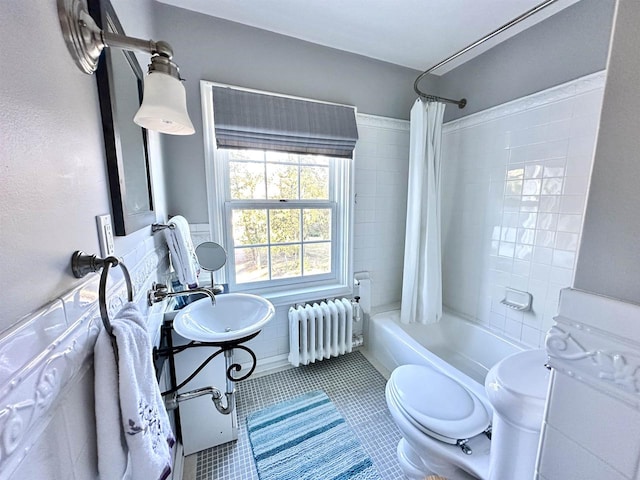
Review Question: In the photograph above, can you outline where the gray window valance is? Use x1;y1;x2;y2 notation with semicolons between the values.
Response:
211;86;358;158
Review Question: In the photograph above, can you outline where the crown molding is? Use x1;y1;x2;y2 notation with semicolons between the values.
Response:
357;113;409;130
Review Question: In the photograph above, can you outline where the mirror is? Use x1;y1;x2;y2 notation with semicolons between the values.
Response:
195;242;227;271
89;0;155;236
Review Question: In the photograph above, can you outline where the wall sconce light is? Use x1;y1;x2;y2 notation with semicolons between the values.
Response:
58;0;195;135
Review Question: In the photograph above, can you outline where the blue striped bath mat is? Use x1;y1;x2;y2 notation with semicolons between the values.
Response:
247;390;381;480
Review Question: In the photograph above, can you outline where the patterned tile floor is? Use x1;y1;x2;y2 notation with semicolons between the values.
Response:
187;351;405;480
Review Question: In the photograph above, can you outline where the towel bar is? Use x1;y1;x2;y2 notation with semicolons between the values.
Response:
71;251;134;360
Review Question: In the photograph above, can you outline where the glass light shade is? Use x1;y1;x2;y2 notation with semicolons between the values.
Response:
134;71;195;135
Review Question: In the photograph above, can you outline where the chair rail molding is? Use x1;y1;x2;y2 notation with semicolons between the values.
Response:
0;242;167;478
546;288;640;408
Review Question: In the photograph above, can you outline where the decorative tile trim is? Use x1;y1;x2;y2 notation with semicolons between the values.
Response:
546;288;640;409
443;70;606;133
357;113;409;131
0;246;168;478
0;307;99;478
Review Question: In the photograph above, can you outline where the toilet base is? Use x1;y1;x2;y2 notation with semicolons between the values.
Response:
386;383;490;479
397;438;439;479
396;437;482;480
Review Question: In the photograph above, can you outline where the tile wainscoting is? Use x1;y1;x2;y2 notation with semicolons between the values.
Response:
353;114;410;310
538;288;640;479
0;236;170;479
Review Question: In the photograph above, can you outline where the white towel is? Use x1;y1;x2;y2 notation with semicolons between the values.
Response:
164;215;200;288
95;302;175;480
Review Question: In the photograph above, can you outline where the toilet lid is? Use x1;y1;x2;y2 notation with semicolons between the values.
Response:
390;364;490;441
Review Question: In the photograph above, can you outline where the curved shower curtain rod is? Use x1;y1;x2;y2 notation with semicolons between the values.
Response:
414;0;559;109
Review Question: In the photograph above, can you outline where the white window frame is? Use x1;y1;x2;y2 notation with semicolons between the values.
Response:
201;81;354;304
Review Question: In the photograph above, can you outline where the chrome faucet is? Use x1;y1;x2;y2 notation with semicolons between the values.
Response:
148;282;216;306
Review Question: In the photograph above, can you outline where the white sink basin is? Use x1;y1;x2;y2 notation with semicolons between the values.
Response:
172;293;275;343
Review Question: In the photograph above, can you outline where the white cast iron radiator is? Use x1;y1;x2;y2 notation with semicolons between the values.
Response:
288;298;354;367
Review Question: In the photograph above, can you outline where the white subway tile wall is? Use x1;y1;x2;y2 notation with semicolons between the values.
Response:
441;72;605;348
353;114;410;308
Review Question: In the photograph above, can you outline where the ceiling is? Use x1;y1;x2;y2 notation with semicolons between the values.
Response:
156;0;580;75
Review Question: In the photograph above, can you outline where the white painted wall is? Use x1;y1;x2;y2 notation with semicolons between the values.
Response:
440;73;604;348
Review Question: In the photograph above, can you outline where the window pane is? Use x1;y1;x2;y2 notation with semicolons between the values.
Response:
300;165;329;199
266;151;299;164
303;209;331;241
303;243;331;275
232;209;267;245
299;155;330;166
228;149;264;161
271;245;301;279
235;247;269;283
270;209;300;243
229;161;266;199
266;163;298;199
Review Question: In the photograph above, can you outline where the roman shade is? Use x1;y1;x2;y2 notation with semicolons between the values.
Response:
211;86;358;158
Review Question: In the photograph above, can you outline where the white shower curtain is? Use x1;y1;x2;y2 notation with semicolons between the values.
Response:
400;99;446;325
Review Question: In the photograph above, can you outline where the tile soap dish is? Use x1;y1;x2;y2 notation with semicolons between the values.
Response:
501;287;533;312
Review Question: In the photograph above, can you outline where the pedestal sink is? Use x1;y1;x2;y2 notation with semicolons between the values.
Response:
172;293;275;343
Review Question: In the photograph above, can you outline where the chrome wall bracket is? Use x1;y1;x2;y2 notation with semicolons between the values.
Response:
57;0;174;75
58;0;104;73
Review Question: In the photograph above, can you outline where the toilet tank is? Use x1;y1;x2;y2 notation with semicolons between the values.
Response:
484;349;550;480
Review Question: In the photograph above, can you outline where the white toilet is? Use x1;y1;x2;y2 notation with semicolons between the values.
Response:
385;349;550;480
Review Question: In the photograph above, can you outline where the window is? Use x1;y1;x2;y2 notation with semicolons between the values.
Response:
201;82;355;298
221;148;347;290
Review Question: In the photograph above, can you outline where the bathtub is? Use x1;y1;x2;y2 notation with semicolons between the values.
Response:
365;308;523;408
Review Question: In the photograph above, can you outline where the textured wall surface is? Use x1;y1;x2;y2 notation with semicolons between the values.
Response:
574;0;640;304
437;0;614;123
0;1;171;478
0;0;167;327
1;1;111;325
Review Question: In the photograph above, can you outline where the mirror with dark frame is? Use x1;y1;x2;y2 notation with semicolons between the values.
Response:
89;0;155;236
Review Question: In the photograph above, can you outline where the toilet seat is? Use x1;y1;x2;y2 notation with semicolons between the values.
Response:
388;364;490;444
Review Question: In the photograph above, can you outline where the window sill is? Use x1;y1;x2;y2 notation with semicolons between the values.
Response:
232;282;353;307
